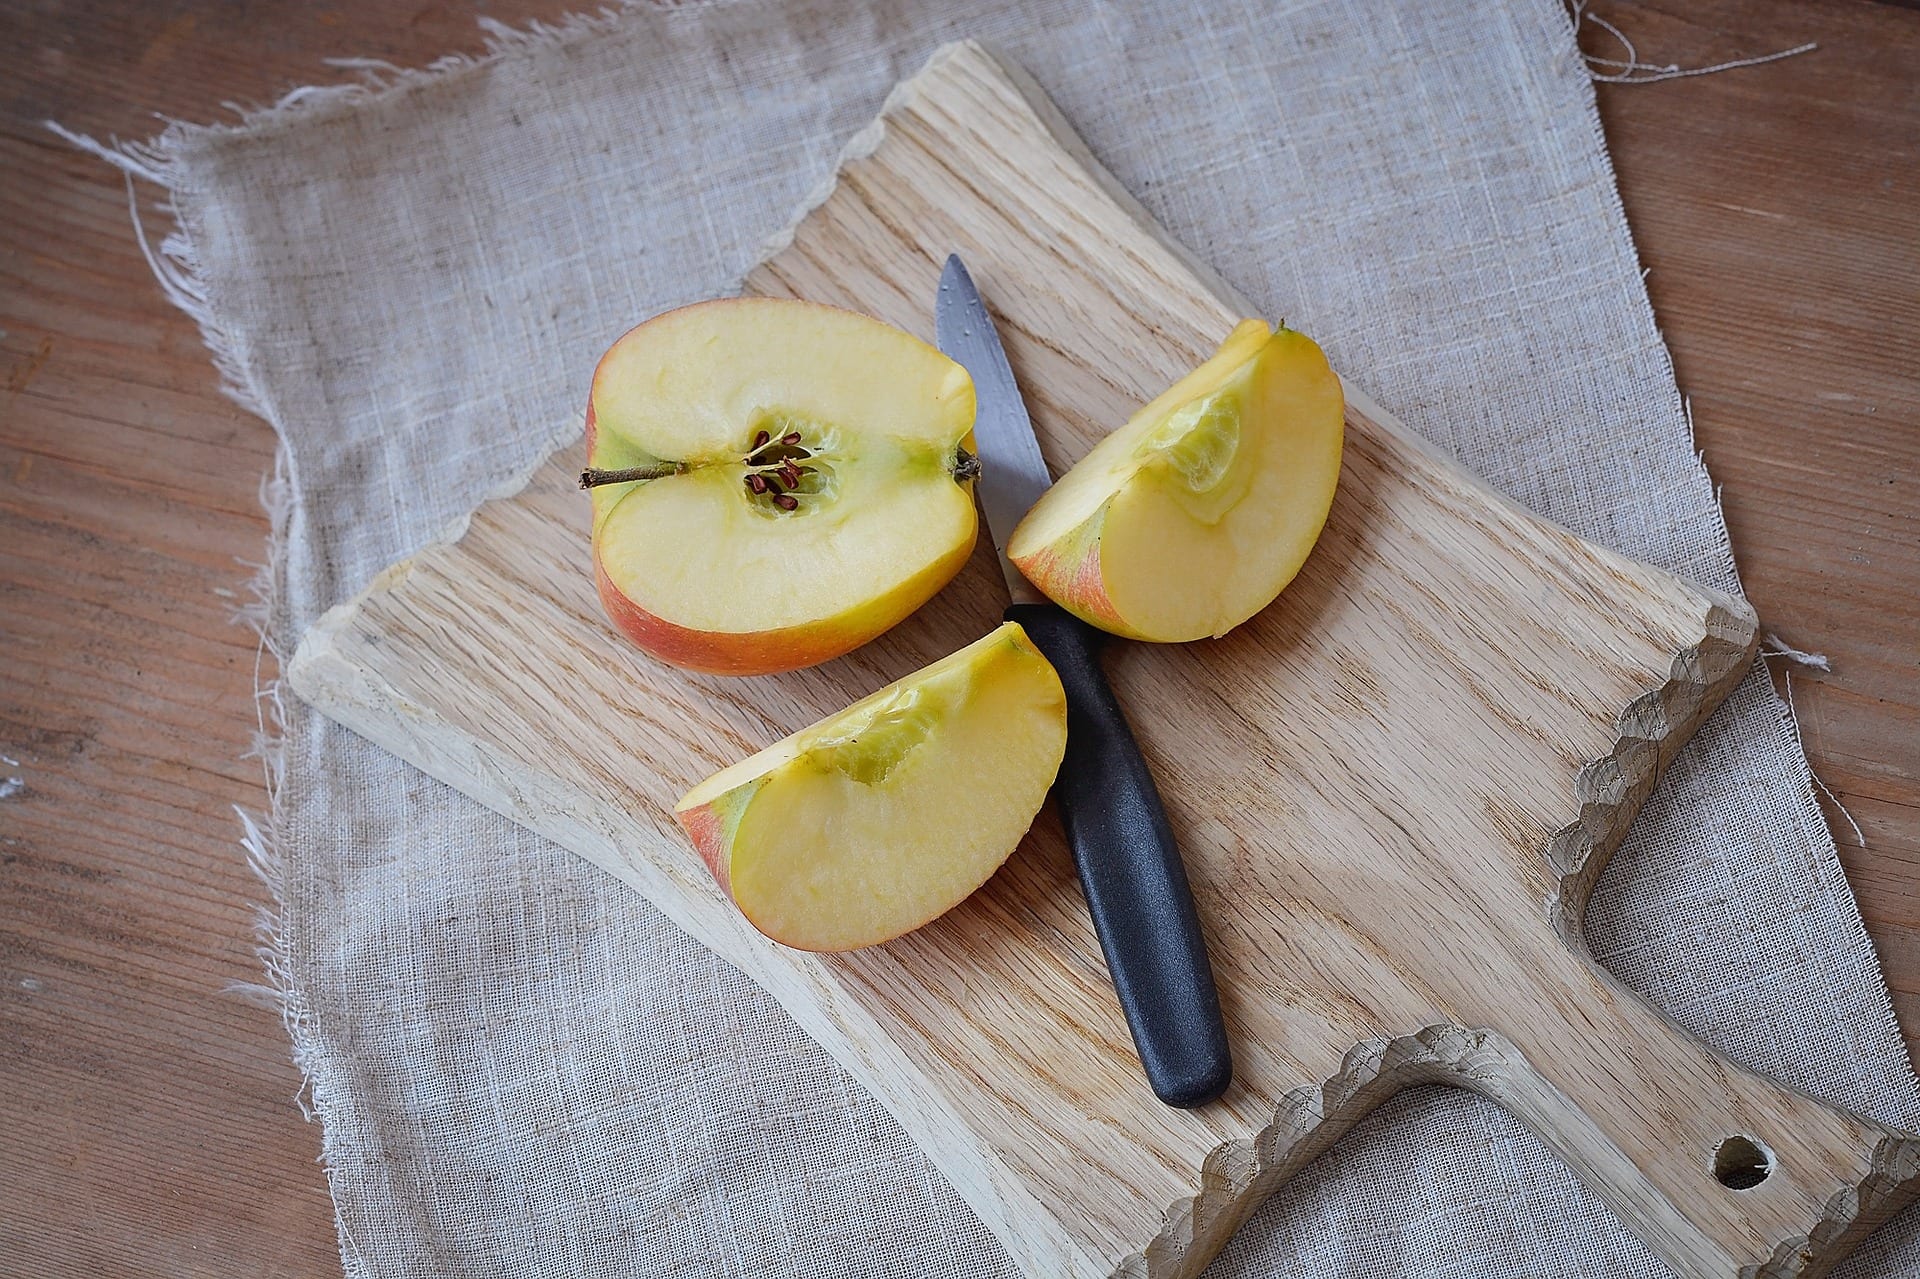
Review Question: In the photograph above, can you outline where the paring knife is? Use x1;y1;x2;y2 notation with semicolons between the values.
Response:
935;255;1232;1109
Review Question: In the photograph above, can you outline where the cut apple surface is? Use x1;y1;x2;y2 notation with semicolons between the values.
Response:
1007;321;1344;643
674;623;1067;952
585;298;979;675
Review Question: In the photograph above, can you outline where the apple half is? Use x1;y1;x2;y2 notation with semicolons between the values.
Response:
585;298;979;676
1007;321;1344;643
674;623;1067;952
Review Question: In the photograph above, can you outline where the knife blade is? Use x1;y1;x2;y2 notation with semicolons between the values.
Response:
935;263;1049;606
936;255;1232;1109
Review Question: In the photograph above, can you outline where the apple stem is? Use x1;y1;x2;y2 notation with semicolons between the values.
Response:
952;448;981;484
579;464;686;488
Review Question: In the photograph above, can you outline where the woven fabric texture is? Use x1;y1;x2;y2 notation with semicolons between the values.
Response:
82;0;1918;1274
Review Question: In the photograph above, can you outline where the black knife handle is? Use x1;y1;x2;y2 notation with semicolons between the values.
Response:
1005;602;1232;1108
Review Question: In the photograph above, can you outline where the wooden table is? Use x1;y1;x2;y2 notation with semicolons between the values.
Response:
1;1;1913;1273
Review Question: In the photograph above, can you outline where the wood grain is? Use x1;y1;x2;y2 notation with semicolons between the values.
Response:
3;3;1916;1277
285;42;1917;1278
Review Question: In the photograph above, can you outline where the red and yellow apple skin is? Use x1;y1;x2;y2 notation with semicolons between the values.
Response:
672;623;1067;952
590;543;976;677
1005;519;1127;635
584;298;978;676
674;780;754;899
1007;320;1344;644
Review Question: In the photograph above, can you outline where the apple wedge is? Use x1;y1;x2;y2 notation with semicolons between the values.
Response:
584;298;979;676
1007;321;1344;642
674;623;1067;952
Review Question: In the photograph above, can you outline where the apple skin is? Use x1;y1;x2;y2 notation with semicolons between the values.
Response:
674;785;753;899
583;309;979;676
591;546;976;677
1003;518;1128;636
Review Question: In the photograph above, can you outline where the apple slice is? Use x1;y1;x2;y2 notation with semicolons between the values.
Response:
584;298;979;676
673;623;1066;952
1007;321;1344;643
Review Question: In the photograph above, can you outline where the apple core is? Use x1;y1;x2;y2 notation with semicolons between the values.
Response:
582;298;981;674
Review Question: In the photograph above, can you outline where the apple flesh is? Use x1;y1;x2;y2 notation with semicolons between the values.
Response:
674;623;1067;952
1007;320;1344;643
585;298;979;676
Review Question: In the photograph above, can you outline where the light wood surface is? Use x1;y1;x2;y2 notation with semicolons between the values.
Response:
4;3;1916;1276
284;42;1919;1278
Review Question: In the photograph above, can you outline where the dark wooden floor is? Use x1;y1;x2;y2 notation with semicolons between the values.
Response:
1;1;1914;1273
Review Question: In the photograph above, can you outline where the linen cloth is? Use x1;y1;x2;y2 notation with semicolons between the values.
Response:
81;0;1919;1273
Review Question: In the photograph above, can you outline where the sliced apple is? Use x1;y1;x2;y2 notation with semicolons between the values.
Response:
674;623;1066;952
1007;321;1344;643
585;298;979;676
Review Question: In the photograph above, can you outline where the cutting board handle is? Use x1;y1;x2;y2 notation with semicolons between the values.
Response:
1475;951;1920;1277
1144;990;1918;1279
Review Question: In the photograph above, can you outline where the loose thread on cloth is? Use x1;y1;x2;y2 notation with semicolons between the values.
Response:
1757;632;1860;846
1569;1;1817;84
225;460;303;1038
40;129;312;1074
224;453;378;1279
1678;397;1741;586
1762;631;1834;672
1771;662;1868;850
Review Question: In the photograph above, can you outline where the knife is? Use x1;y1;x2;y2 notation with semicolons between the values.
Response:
936;255;1232;1109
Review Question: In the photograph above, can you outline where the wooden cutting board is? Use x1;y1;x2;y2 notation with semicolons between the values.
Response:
287;41;1919;1279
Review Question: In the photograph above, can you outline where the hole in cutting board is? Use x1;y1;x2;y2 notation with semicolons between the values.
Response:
1713;1135;1774;1189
